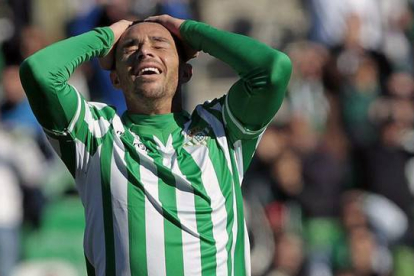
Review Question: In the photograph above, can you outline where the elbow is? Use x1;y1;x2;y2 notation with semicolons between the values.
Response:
19;58;31;81
19;58;36;96
19;55;51;96
269;51;292;91
276;52;293;78
20;55;44;82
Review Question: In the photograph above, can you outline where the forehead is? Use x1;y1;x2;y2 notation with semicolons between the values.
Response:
120;22;175;44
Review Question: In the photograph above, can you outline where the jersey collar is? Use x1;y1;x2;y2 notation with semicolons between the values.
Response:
121;111;189;135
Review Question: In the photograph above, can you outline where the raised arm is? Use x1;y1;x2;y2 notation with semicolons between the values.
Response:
19;20;131;134
146;15;292;137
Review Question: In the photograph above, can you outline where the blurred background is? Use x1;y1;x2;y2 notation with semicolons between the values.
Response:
1;0;414;275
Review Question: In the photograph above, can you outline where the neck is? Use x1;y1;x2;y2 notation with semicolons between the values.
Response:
126;91;182;115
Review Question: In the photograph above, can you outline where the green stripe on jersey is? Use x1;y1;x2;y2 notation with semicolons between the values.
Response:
53;101;259;276
100;130;116;275
206;138;235;276
229;148;247;276
148;136;185;276
122;131;148;276
174;137;218;275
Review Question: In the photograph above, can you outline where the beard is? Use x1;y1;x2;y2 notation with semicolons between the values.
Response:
119;68;181;113
134;81;167;100
131;72;178;100
122;77;179;112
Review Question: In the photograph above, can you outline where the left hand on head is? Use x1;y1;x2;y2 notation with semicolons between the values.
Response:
145;14;198;61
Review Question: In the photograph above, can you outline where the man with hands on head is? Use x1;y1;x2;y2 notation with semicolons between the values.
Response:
20;14;292;276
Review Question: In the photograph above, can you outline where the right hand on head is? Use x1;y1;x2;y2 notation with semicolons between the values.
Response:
99;20;133;70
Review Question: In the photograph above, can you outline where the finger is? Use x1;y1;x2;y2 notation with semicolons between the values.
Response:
144;16;164;23
145;14;172;24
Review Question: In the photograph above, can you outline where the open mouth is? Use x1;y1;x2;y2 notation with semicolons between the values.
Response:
135;66;163;77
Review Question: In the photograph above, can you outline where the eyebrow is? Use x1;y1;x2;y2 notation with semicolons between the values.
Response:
150;36;172;44
120;36;172;49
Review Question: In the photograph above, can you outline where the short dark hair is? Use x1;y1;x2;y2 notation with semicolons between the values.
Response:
112;20;187;70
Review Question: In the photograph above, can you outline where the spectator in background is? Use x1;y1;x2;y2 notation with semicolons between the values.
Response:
297;148;347;276
3;0;414;275
19;25;48;59
0;123;46;276
347;227;391;276
267;232;306;276
286;41;330;146
307;0;381;49
0;0;31;66
308;0;412;70
244;198;276;276
243;125;291;206
340;54;381;149
378;0;412;71
361;113;414;244
157;0;194;20
337;190;404;275
0;65;42;138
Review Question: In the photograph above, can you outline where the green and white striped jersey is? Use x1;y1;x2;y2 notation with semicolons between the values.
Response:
46;89;264;276
20;20;292;276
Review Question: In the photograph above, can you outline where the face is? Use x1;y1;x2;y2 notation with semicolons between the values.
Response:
112;22;182;104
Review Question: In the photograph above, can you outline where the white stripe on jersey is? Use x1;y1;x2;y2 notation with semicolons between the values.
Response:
77;146;107;275
51;96;259;276
157;134;203;276
196;105;240;276
134;134;167;276
230;183;238;276
196;106;234;176
233;141;244;185
74;137;92;173
223;95;266;136
110;137;131;275
83;101;111;138
244;222;251;276
67;85;83;134
185;143;230;276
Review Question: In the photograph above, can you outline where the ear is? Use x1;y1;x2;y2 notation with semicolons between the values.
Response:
110;71;121;89
180;63;193;84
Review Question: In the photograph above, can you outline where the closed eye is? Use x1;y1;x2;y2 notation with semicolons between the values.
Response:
153;45;166;50
123;46;138;55
150;36;172;49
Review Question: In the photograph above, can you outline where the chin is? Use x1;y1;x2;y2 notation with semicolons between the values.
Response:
130;77;177;100
135;85;166;99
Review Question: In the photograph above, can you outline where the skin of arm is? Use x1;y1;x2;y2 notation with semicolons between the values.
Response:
147;15;292;132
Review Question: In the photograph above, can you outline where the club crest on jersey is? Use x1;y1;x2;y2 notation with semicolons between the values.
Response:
184;126;211;146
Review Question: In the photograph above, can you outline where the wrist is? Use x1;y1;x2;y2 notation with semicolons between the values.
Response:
109;20;133;45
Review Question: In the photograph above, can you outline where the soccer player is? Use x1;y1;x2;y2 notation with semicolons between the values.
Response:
20;14;292;276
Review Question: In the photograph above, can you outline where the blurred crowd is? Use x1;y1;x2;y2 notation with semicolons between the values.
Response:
1;0;414;275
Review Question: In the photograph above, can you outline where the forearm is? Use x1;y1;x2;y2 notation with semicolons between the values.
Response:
180;21;292;130
19;27;114;131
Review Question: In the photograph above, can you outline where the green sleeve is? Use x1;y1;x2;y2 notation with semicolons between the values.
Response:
180;20;292;139
19;27;114;134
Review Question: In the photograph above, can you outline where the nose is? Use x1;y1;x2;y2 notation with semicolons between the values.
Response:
137;44;155;60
